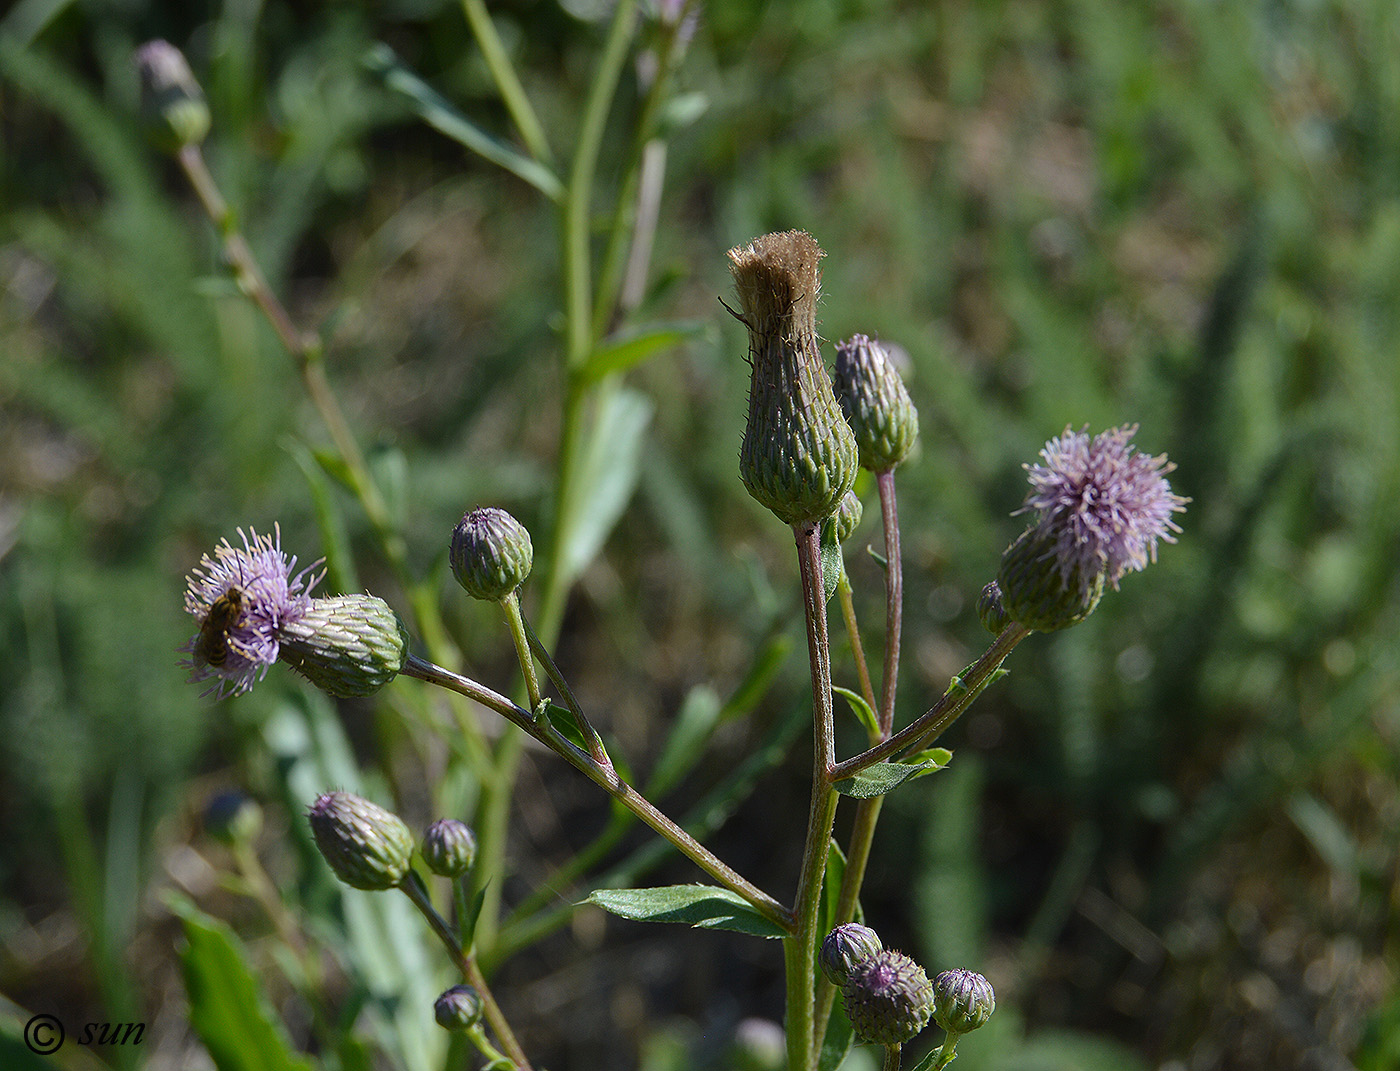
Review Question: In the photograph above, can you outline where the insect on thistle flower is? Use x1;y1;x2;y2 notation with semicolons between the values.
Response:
180;525;323;697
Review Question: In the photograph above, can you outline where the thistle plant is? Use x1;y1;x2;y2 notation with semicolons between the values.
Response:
154;14;1190;1071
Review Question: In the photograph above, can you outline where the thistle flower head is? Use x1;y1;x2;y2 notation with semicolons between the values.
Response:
450;506;533;602
180;525;322;697
729;230;858;527
433;985;483;1032
832;334;919;472
841;948;935;1046
932;968;996;1035
998;425;1187;630
279;594;411;698
820;922;884;985
421;818;477;877
308;791;414;891
1017;424;1187;594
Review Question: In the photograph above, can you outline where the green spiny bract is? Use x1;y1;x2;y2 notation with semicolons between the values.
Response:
308;791;414;891
841;948;934;1045
279;594;410;697
832;334;919;472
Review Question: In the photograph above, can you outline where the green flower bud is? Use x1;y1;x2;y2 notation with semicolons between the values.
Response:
203;790;263;846
823;489;864;546
729;231;858;527
820;922;884;986
450;507;533;601
308;791;414;891
134;40;210;152
976;581;1011;636
932;969;995;1035
996;527;1105;632
421;819;477;877
279;594;410;697
841;949;934;1046
832;335;919;472
433;985;483;1032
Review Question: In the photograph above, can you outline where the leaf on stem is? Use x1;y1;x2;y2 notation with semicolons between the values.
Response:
558;386;653;589
832;751;952;800
586;885;788;938
833;685;879;738
579;321;709;384
820;522;845;603
362;44;564;201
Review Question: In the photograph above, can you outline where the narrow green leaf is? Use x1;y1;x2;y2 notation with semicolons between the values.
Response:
363;44;564;201
558;386;653;587
586;885;787;938
171;899;314;1071
580;321;708;383
833;754;951;799
819;524;844;603
833;684;879;738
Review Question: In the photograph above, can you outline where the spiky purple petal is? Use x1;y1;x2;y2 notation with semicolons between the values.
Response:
1015;425;1187;599
180;525;323;697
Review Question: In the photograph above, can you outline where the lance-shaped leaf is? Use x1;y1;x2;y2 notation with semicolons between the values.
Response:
586;885;788;938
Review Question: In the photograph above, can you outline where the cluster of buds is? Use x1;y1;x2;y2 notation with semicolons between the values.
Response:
820;923;995;1047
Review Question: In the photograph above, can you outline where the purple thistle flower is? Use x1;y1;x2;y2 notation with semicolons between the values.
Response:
180;525;323;697
1015;424;1188;599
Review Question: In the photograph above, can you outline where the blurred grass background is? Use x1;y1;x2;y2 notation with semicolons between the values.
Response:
3;0;1400;1068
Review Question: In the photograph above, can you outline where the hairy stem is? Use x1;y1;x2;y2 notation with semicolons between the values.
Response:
830;623;1031;782
399;872;531;1070
401;655;791;930
786;521;840;1071
876;469;903;736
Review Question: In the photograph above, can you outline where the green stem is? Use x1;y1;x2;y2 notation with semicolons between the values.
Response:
501;591;544;711
876;469;903;736
786;521;840;1071
460;0;553;165
830;624;1031;782
837;571;878;717
400;655;792;931
883;1044;902;1071
399;872;532;1070
562;0;639;371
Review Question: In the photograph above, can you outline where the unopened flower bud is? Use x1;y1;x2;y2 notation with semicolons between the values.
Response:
729;231;858;526
279;595;409;697
433;985;483;1032
997;526;1105;631
135;40;210;152
842;949;934;1046
976;581;1011;636
450;507;533;601
308;791;414;891
421;819;477;877
823;489;864;546
820;922;884;985
832;335;919;472
932;969;995;1035
203;790;262;846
